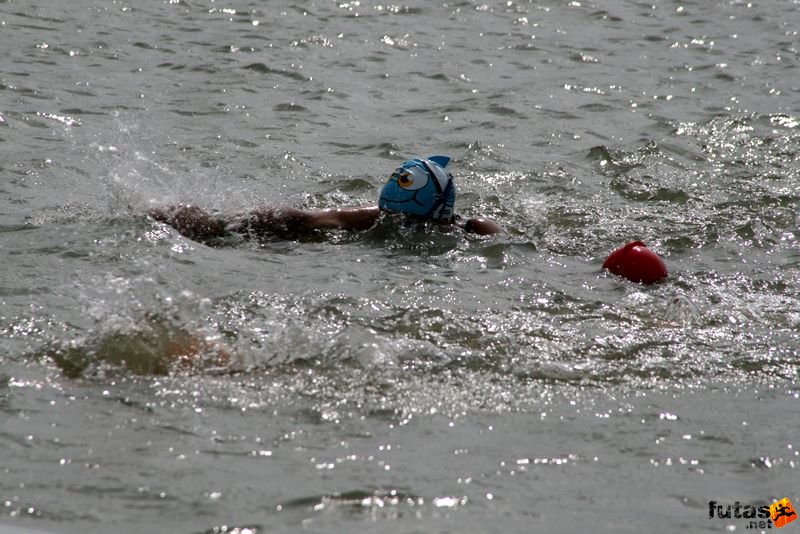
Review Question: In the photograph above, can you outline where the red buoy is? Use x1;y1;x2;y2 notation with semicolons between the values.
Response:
603;241;668;284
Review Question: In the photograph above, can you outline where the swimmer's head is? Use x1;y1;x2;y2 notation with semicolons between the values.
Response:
378;156;456;221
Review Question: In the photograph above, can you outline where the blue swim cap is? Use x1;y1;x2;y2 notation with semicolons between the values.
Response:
378;156;456;221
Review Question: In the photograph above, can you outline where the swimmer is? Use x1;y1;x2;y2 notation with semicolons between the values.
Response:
45;313;232;377
148;156;503;242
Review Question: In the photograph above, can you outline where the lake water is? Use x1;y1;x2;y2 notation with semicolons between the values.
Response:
1;1;799;533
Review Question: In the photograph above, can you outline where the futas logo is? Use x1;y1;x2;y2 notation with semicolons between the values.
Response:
709;498;797;529
771;498;798;529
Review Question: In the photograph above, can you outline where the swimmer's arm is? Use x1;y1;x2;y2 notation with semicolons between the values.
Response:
228;205;380;236
305;206;381;230
459;217;504;236
148;204;227;242
150;204;380;241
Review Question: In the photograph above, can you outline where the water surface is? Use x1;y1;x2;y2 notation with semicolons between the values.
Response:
1;1;798;532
